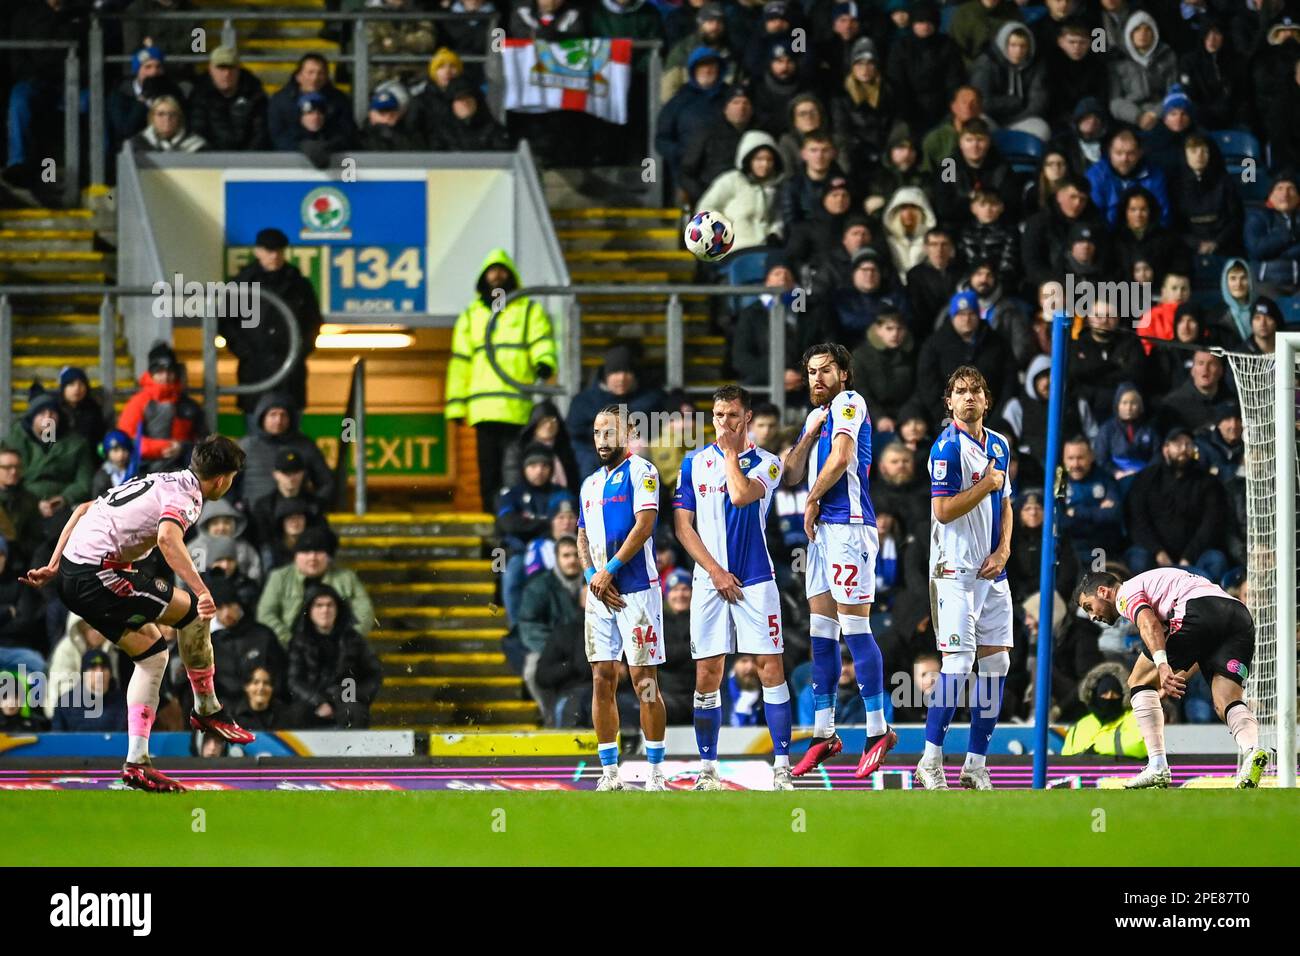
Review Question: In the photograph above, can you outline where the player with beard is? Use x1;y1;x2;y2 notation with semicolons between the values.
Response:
577;405;668;791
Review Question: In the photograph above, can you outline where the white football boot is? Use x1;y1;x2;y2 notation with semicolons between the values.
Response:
692;766;723;791
772;766;795;791
914;757;950;790
1235;748;1270;789
643;769;669;791
595;770;627;792
1123;764;1173;789
959;766;993;790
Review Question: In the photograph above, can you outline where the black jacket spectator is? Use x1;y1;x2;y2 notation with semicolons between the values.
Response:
1124;449;1228;565
208;578;288;709
885;4;966;134
430;78;511;150
915;312;1018;423
656;49;727;186
1021;177;1103;289
1176;22;1249;132
679;88;757;204
1044;23;1110;128
500;401;582;492
1173;142;1243;257
238;392;335;509
931;143;1021;233
107;70;189;157
267;59;356;151
187;60;270;151
830;38;898;168
849;317;916;424
287;584;382;728
969;22;1050;130
565;350;669;478
224;231;323;414
1111;185;1190;283
1067;316;1147;422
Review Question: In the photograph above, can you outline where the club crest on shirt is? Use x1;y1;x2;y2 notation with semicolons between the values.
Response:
611;472;624;485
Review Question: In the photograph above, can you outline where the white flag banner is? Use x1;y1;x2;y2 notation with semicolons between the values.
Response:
501;37;632;125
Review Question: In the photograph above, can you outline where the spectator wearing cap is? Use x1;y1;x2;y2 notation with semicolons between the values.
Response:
268;53;356;152
883;185;937;279
1092;382;1160;483
743;0;804;80
831;37;898;171
257;526;374;647
967;259;1034;363
287;583;382;729
1173;133;1243;260
917;289;1017;422
204;535;263;611
429;77;511;151
91;429;137;500
203;575;287;712
516;532;584;724
802;211;876;295
225;228;323;415
1123;425;1229;580
656;567;696;724
1086;128;1172;229
187;46;270;152
1195;402;1244;483
679;84;757;206
53;649;128;733
565;346;668;478
1245;171;1300;291
1140;85;1203;178
1243;296;1284;356
752;39;813;137
496;445;576;623
445;249;558;510
116;341;206;475
7;388;95;521
190;494;263;576
778;130;846;228
931;118;1022;232
238;392;335;510
129;94;207;154
258;496;317;572
663;2;737;102
55;366;106;453
949;0;1023;68
107;45;188;157
884;0;965;135
409;47;465;135
1056;220;1113;288
828;246;909;345
293;89;357;169
1107;11;1178;130
1177;16;1247;133
920;86;986;175
970;22;1051;142
733;255;826;396
1050;97;1108;176
502;400;581;492
358;88;426;151
1021;171;1103;288
363;0;437;88
697;129;786;249
1160;349;1236;433
656;47;728;192
1045;19;1110;131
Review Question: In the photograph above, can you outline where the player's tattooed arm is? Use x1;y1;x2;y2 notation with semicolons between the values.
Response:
157;521;214;618
577;527;593;574
20;500;92;587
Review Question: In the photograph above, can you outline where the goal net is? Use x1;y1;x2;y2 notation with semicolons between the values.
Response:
1224;336;1299;787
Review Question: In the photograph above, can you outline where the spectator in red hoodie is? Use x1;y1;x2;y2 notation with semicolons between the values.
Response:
116;342;208;474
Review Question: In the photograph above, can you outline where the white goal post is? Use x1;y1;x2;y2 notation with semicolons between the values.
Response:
1226;333;1298;788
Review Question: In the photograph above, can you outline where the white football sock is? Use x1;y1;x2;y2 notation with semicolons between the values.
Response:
1131;690;1169;771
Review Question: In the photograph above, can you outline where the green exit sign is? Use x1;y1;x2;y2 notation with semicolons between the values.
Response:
218;412;448;478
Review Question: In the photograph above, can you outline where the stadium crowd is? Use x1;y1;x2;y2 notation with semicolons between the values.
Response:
4;0;1299;741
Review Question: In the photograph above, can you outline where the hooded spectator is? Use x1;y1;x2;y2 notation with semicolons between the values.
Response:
287;583;382;728
1061;662;1148;757
679;85;757;205
1050;96;1109;176
501;401;582;493
1251;12;1300;131
189;497;262;582
1092;382;1160;482
865;127;927;216
1173;132;1243;259
662;2;737;101
698;129;786;249
657;47;729;199
116;342;206;474
204;576;287;711
6;391;95;516
970;21;1050;140
1195;401;1244;483
237;393;334;509
1108;11;1178;129
998;354;1095;482
1177;17;1247;133
55;365;106;452
430;77;511;151
882;186;937;278
1215;258;1256;343
885;0;965;134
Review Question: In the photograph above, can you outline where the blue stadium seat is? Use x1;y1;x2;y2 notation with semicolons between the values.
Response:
726;246;770;313
1230;168;1271;206
1211;129;1262;167
1021;4;1048;24
993;128;1045;175
940;3;957;33
1277;294;1300;328
1192;253;1229;290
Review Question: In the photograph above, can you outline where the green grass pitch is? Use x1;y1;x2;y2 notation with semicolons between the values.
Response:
5;790;1297;866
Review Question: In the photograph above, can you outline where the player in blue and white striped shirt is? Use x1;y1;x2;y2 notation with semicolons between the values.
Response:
674;385;794;792
577;405;667;791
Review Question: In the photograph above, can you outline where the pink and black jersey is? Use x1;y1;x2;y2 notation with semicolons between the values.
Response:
64;470;203;566
1116;568;1237;634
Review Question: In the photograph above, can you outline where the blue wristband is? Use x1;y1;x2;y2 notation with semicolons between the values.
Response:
604;556;624;574
584;568;596;583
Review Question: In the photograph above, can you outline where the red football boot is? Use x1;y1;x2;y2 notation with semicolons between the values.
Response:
854;727;898;778
121;761;187;793
190;707;256;744
791;733;843;777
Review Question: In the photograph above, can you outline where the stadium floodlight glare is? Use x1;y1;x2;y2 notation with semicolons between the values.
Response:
314;326;414;350
1225;332;1299;789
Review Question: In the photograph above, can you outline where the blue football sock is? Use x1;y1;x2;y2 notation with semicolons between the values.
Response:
967;673;1005;757
811;636;842;736
842;624;886;736
924;672;962;749
693;690;722;762
762;683;793;756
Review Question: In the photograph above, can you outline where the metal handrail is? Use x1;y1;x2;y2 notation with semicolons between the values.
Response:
88;10;501;189
488;283;789;418
351;358;367;516
0;284;301;437
0;41;81;207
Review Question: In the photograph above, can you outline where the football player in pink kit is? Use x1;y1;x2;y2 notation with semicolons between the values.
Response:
22;435;255;792
1077;568;1270;789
